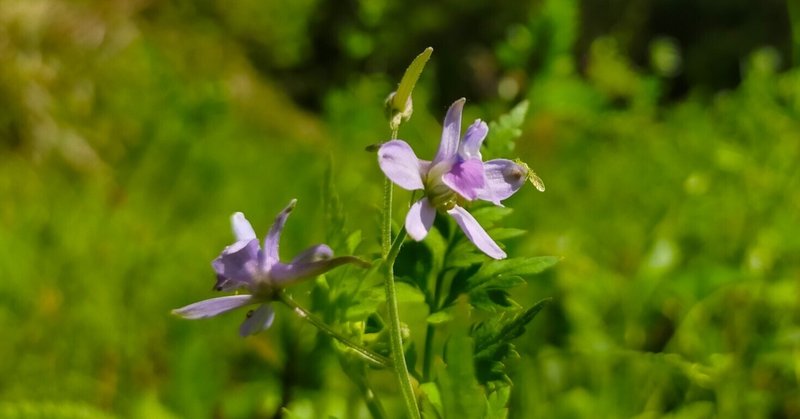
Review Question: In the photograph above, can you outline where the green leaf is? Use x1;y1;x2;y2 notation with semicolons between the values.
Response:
486;100;529;157
419;382;444;419
471;299;552;383
485;386;511;419
392;47;433;113
468;256;559;290
426;310;453;325
469;206;514;228
395;281;426;303
437;330;486;419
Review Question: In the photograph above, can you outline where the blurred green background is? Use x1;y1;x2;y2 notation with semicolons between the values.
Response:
1;0;799;417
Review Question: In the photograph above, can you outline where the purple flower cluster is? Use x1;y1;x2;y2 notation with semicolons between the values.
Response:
173;200;367;336
378;98;530;259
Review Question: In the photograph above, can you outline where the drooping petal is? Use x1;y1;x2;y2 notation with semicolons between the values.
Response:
212;239;260;290
459;119;488;160
433;98;466;165
290;244;334;265
377;140;425;190
239;303;275;337
172;295;254;319
476;159;528;205
405;198;436;241
441;158;486;201
262;199;297;270
231;212;257;241
446;205;506;259
270;256;371;286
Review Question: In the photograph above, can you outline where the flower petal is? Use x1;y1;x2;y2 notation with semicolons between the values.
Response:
405;198;436;241
441;158;486;201
446;205;506;259
239;303;275;337
433;98;466;165
270;256;371;286
231;212;257;241
377;140;424;190
291;244;334;265
172;295;254;319
262;199;297;270
212;238;260;290
476;159;528;205
459;119;488;160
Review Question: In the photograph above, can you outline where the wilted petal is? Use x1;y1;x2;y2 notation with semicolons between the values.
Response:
441;158;486;200
231;212;257;241
172;295;254;319
476;159;528;205
262;199;297;270
239;303;275;337
291;244;334;265
433;98;465;165
459;119;488;160
378;140;425;190
405;198;436;241
270;256;370;285
212;239;260;289
446;206;506;259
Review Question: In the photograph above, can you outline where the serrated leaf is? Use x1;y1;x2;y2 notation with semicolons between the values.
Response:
426;310;453;325
472;299;552;384
486;100;529;157
393;47;433;113
468;256;559;290
470;206;514;228
485;386;511;419
487;228;527;241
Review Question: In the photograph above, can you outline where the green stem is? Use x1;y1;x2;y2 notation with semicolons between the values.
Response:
381;126;399;257
382;228;419;418
277;291;392;368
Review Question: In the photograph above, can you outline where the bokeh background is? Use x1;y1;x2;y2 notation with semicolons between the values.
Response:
1;0;799;417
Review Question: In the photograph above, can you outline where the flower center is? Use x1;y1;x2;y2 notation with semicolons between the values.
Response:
424;160;458;211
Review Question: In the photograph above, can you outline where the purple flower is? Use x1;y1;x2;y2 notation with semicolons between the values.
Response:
377;98;530;259
173;199;368;336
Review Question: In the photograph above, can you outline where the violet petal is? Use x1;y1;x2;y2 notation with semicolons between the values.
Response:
446;205;507;259
377;140;425;191
172;295;254;319
262;199;297;270
433;98;466;165
459;119;488;160
476;159;528;205
291;244;334;265
212;238;260;289
239;303;275;337
270;256;370;286
441;158;486;201
231;212;257;241
405;198;436;241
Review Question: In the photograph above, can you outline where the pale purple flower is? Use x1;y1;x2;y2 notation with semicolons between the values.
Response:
377;98;530;259
173;199;368;336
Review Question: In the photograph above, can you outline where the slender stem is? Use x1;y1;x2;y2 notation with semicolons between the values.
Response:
381;126;399;257
381;178;393;257
382;228;419;418
277;291;392;368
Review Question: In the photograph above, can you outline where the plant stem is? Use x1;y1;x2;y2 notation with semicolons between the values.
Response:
277;291;392;368
381;126;399;257
382;227;419;418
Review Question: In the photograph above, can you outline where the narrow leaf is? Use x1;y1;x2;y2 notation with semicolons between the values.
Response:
393;47;433;113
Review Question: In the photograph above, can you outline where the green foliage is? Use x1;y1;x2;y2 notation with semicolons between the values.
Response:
472;299;551;384
2;0;800;418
